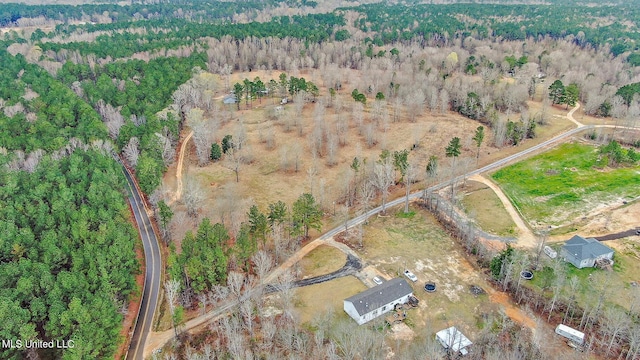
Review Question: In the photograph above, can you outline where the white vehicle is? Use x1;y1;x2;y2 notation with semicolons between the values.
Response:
544;246;557;259
403;270;418;282
372;276;383;285
555;324;585;345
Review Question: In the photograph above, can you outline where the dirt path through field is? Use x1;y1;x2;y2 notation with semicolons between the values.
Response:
468;174;537;248
168;130;193;205
554;102;583;127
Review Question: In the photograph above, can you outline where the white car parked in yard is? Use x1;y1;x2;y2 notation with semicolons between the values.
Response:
404;270;418;282
372;276;384;285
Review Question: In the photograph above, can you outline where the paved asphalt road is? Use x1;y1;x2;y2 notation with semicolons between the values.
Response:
123;166;162;360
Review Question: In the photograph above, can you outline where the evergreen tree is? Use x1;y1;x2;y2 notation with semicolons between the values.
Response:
548;80;565;105
210;143;222;161
291;193;323;238
472;126;485;162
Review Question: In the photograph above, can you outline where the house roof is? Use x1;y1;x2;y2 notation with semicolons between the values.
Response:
436;326;473;352
344;278;413;316
223;95;237;104
562;235;614;261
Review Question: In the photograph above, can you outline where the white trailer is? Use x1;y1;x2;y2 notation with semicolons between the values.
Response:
544;246;557;259
555;324;585;345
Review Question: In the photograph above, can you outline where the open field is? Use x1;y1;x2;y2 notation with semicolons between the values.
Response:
298;244;346;278
294;275;366;325
459;180;518;237
360;204;501;334
491;142;640;228
162;70;582;240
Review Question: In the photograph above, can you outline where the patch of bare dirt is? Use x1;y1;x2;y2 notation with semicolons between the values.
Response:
389;322;415;341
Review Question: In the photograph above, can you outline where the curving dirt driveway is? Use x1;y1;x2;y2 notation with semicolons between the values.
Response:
554;102;583;127
144;235;360;357
468;174;538;248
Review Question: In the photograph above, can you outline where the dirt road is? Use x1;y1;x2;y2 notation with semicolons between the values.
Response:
145;235;359;357
468;174;538;248
168;130;192;205
554;102;583;127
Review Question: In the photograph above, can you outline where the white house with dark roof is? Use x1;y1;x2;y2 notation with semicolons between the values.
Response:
561;235;614;269
343;278;413;325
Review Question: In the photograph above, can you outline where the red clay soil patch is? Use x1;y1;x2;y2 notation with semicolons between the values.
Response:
489;290;537;329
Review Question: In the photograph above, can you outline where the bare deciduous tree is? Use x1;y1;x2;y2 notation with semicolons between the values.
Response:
405;89;425;122
182;175;205;218
364;123;377;148
602;307;630;356
372;159;394;214
227;271;245;302
155;132;176;166
439;89;450;114
164;279;181;336
197;292;208;316
96;100;124;140
187;108;215;166
252;250;273;285
123;136;140;167
326;131;338;166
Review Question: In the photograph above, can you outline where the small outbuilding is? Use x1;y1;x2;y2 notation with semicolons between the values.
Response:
223;94;237;104
343;278;413;325
561;235;614;269
436;326;473;356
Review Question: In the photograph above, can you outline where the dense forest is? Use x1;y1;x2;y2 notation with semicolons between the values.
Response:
2;0;640;358
0;43;140;359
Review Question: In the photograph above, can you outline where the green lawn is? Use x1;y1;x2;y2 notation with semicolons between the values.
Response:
491;142;640;226
528;242;640;313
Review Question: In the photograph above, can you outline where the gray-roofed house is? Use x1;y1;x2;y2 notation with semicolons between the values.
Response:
343;278;413;325
561;235;614;269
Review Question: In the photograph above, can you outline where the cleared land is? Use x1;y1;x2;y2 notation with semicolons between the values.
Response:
294;276;366;325
360;205;499;332
491;142;640;228
163;70;579;239
459;180;518;237
298;244;346;279
530;237;640;312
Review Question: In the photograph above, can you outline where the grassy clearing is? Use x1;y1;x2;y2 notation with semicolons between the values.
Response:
529;239;640;311
361;203;500;336
492;142;640;226
298;244;346;278
294;276;367;325
459;181;517;236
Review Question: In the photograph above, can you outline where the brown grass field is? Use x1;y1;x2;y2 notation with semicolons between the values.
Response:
298;244;346;279
459;180;518;237
164;69;580;241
